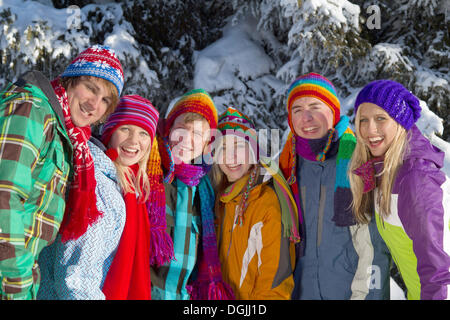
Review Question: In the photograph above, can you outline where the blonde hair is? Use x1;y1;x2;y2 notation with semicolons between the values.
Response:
349;107;410;224
113;139;152;203
210;163;227;194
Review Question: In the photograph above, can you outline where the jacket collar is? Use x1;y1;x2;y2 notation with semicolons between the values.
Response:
219;171;265;204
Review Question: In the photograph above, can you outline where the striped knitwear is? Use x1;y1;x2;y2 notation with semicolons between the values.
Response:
217;107;259;163
286;72;340;130
100;95;174;267
101;94;159;146
61;44;124;96
164;89;218;134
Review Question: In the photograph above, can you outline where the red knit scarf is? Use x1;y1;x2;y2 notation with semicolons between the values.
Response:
51;79;103;242
102;150;151;300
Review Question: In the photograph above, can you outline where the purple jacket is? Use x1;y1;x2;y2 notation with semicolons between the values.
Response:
389;125;450;299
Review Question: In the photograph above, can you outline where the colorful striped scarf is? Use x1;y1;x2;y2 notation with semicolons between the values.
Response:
146;137;175;266
158;135;234;300
186;175;235;300
279;116;356;255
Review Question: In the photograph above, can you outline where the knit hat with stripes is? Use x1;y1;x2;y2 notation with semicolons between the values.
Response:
61;44;124;96
100;95;174;266
164;89;218;134
101;94;159;145
286;73;340;131
217;107;259;163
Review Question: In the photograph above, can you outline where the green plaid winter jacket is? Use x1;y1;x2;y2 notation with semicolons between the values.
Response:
0;71;72;300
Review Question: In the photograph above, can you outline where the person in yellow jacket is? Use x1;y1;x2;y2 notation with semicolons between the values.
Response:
210;107;301;300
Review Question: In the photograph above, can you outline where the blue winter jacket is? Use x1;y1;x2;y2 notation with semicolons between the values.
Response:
37;138;126;299
291;151;391;300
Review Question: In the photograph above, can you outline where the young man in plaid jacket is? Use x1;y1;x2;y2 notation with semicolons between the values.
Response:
0;45;124;300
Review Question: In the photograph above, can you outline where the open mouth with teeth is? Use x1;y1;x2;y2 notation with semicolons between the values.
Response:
176;145;194;157
302;126;319;135
120;146;139;157
368;136;384;148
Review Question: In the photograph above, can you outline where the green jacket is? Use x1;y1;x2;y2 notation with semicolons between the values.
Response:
0;71;73;300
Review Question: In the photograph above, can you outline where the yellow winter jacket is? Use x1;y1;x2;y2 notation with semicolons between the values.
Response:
216;172;296;300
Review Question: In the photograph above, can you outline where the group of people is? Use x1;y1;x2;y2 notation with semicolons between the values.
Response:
0;44;448;300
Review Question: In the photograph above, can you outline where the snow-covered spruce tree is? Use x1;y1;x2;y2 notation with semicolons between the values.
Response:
0;1;159;106
121;0;233;117
222;0;373;133
0;4;89;87
354;0;449;141
190;0;297;137
229;0;449;142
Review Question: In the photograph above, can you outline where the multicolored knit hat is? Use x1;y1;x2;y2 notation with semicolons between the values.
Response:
164;88;218;135
354;79;421;130
101;95;159;146
217;107;259;163
100;95;174;266
61;44;124;96
286;72;340;130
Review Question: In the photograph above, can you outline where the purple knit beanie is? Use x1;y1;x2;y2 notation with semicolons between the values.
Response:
354;80;421;130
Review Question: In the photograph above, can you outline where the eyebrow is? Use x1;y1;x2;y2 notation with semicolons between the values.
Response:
361;113;387;117
84;79;99;92
292;101;322;109
85;79;113;100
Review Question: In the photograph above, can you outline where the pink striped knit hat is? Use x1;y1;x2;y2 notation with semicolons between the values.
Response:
101;94;159;145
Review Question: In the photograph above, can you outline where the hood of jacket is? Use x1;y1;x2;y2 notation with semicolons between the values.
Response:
395;125;446;187
88;137;119;184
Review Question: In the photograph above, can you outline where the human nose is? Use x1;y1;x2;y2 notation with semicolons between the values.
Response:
300;109;313;122
127;129;140;144
223;147;236;164
367;119;379;134
87;94;102;110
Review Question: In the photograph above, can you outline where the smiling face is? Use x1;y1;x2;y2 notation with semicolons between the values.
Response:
217;136;252;183
168;113;211;164
108;124;152;167
65;76;115;127
290;96;334;139
358;103;399;157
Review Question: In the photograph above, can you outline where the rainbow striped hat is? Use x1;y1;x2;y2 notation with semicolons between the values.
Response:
286;72;340;131
101;94;159;146
165;89;218;134
217;107;259;163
